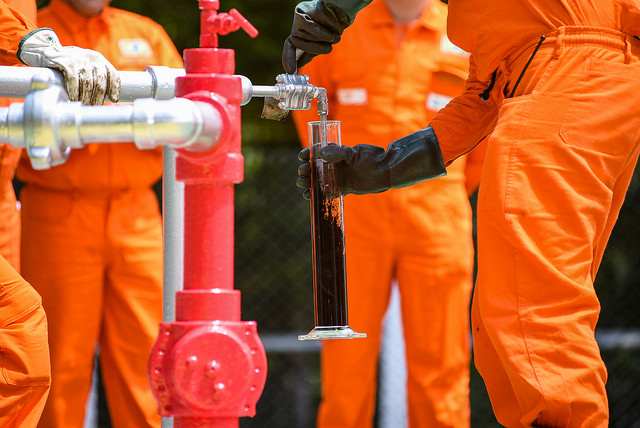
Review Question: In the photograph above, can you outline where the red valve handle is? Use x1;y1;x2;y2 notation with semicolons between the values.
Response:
229;9;259;38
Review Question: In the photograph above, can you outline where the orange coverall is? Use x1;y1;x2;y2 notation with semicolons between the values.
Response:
0;2;50;428
0;0;37;270
0;0;35;65
293;1;484;426
424;0;640;426
16;0;183;426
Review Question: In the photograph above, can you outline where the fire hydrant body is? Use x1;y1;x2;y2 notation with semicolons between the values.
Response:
148;3;266;427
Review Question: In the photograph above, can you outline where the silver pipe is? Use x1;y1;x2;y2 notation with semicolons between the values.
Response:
0;65;185;102
238;75;280;105
0;77;224;170
162;147;183;323
0;66;308;108
20;98;222;149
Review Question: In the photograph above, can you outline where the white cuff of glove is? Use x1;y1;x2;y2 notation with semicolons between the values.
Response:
18;27;121;105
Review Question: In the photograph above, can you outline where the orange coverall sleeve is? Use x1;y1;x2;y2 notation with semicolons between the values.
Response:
429;53;502;166
0;1;36;65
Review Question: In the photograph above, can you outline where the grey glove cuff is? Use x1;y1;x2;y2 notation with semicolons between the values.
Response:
385;127;446;189
317;0;373;29
317;126;446;195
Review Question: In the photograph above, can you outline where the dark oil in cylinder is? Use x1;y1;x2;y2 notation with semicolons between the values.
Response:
310;147;348;327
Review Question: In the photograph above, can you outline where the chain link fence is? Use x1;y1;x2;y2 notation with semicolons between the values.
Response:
236;147;640;428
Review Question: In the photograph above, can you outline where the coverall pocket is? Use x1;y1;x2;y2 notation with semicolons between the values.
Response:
559;58;640;156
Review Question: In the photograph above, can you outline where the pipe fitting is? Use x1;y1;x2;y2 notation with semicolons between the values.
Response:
0;75;226;170
173;90;234;164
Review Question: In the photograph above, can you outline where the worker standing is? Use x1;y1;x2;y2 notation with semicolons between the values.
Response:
287;0;640;426
292;0;482;426
0;5;48;423
0;0;37;272
0;0;123;425
16;0;183;426
1;0;120;270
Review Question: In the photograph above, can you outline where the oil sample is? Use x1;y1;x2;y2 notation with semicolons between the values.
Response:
299;120;365;340
311;124;346;326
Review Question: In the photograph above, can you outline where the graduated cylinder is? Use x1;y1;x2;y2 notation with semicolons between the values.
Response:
299;120;365;341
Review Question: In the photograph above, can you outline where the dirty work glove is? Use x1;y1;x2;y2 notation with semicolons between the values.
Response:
17;28;121;105
296;127;446;199
283;0;373;73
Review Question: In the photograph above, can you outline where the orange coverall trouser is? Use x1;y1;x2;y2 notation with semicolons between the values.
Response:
0;1;46;424
0;254;50;427
20;186;163;428
472;27;640;428
318;179;474;428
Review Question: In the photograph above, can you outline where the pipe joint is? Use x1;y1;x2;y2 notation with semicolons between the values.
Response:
0;75;226;170
174;90;234;164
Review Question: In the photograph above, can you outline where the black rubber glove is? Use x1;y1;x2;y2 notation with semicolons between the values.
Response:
283;0;373;73
296;127;446;199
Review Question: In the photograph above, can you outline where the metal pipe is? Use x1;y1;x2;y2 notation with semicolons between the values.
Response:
0;65;316;109
0;76;224;170
161;147;182;428
0;65;186;102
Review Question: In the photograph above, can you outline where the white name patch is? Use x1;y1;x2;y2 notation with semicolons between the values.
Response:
337;88;368;106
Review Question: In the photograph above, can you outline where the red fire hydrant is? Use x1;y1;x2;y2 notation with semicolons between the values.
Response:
148;2;265;427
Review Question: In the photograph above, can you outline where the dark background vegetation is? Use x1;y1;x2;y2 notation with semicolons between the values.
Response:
33;0;640;426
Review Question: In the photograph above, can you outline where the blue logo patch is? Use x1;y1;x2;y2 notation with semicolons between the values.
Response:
118;39;152;58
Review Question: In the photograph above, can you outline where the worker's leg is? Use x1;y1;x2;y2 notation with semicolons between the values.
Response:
0;255;50;428
473;34;640;428
398;182;474;428
317;193;394;428
99;188;163;428
20;187;105;428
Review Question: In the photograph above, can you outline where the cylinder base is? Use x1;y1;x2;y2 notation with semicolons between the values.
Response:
298;326;366;341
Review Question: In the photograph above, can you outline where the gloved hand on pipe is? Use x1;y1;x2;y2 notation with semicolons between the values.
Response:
17;28;120;105
282;0;373;73
296;126;446;199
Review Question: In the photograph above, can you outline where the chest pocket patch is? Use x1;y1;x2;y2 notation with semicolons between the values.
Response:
336;88;368;106
118;39;153;58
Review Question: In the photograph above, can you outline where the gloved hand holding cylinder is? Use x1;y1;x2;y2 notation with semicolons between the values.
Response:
299;120;365;340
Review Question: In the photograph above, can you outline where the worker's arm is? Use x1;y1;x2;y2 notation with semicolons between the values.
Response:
0;3;120;105
429;53;503;166
0;1;36;65
295;53;506;198
296;127;446;198
282;0;372;73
